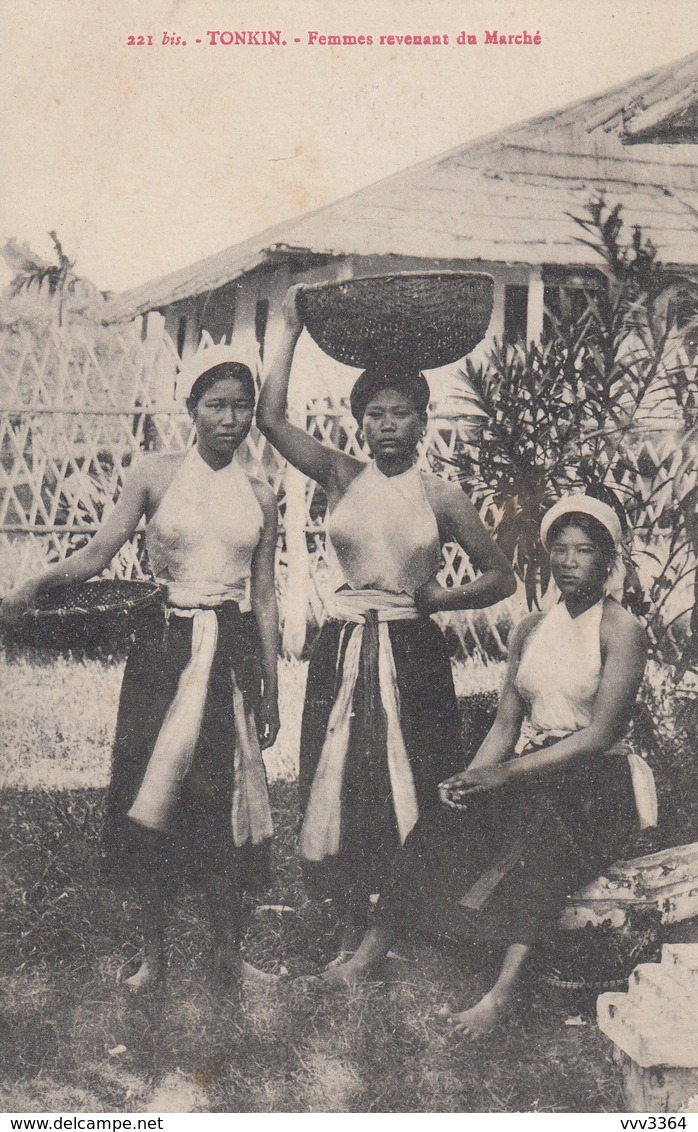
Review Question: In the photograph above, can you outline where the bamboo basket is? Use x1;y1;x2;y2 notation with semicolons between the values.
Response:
297;271;494;369
532;907;662;993
9;579;164;651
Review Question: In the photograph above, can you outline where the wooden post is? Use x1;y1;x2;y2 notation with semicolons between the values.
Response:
282;457;311;657
261;267;311;657
230;278;260;367
489;276;506;341
281;287;310;656
526;265;545;343
277;259;353;657
144;311;178;409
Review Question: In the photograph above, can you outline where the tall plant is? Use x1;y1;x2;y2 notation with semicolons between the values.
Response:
451;200;698;664
2;232;73;325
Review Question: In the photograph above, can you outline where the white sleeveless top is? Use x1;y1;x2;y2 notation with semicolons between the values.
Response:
514;598;659;830
515;599;605;735
326;461;442;597
146;446;264;607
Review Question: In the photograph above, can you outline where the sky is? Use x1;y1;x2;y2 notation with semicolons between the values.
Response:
2;0;697;297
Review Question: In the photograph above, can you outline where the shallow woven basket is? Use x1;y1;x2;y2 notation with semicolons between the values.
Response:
536;971;629;993
12;579;163;651
532;910;662;995
297;271;494;369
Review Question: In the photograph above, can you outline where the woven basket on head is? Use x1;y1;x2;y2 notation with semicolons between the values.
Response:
297;272;494;369
11;579;164;651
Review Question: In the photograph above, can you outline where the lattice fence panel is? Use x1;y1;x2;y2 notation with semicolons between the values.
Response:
3;316;693;660
0;321;286;629
0;316;516;656
0;316;180;589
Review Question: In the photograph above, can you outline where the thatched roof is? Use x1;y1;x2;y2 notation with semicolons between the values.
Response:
586;50;698;143
102;51;698;325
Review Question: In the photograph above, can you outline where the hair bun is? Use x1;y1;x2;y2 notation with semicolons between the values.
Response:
350;367;430;424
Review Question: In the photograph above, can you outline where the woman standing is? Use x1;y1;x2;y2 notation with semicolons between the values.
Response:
2;354;280;993
318;496;656;1037
257;285;515;963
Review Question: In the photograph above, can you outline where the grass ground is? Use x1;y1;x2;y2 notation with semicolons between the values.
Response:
0;648;505;789
1;783;626;1114
1;649;695;1113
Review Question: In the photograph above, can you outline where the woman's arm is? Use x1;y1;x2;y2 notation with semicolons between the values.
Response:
455;604;647;798
417;479;516;614
257;285;359;494
467;619;532;767
438;618;532;803
249;481;280;749
1;461;151;623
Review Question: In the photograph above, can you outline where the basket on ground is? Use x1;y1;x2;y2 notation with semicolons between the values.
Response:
532;907;663;994
297;272;494;370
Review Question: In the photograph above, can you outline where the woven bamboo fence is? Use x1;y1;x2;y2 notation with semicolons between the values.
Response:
0;316;515;656
0;316;691;659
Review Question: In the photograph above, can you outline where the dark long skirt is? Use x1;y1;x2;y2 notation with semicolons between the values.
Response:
381;747;638;947
101;602;271;895
299;616;462;908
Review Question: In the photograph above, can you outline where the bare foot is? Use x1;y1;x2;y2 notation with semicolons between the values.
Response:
124;955;164;996
213;952;282;990
324;950;355;971
241;960;282;985
292;964;358;994
318;963;360;991
315;955;383;992
438;989;511;1038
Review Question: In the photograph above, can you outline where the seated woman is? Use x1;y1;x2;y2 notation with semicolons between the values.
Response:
257;284;516;964
1;352;280;994
318;494;657;1037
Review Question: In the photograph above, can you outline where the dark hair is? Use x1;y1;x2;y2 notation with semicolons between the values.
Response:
186;362;256;413
350;365;430;425
547;512;617;567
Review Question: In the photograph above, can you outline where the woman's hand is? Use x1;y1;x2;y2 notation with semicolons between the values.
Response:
282;284;306;337
415;575;448;614
0;579;42;628
439;763;511;807
257;691;280;750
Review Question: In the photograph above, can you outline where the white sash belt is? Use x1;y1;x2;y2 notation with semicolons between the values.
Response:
127;604;272;847
518;728;658;830
299;589;422;863
626;750;658;831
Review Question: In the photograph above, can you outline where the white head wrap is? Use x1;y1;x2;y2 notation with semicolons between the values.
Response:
540;495;622;551
175;338;255;407
540;494;626;603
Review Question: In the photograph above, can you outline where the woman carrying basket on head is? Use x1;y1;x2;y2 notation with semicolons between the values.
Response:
1;351;280;994
257;285;516;965
316;495;657;1038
